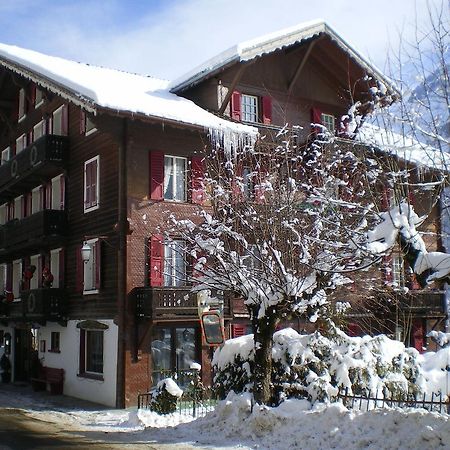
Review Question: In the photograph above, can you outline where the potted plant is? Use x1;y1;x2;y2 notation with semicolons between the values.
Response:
0;353;11;383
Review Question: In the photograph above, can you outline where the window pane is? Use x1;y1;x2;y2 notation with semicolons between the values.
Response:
164;240;186;287
86;330;103;373
175;328;196;372
151;328;172;384
174;158;186;201
164;156;174;200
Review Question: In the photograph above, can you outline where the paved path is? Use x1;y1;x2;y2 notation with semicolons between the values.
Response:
0;384;230;450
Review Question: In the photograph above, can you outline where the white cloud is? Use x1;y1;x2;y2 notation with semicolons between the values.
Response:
0;0;444;80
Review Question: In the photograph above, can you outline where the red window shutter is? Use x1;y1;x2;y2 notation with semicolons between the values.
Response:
61;104;68;135
311;107;322;134
76;245;83;293
347;322;362;337
80;110;86;134
22;256;31;291
149;235;164;287
27;130;33;146
150;151;164;200
412;319;425;352
408;190;415;206
47;116;53;134
232;324;246;338
191;156;205;205
59;249;65;288
230;91;242;121
261;96;272;124
44;182;52;209
94;241;101;290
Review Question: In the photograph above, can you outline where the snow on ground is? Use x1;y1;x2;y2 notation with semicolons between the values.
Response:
1;385;449;449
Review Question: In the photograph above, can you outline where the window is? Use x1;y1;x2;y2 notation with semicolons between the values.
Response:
392;255;405;288
33;120;46;142
52;105;68;136
84;156;99;212
321;113;335;134
85;115;97;136
12;259;21;299
31;186;43;214
16;134;27;154
241;94;258;123
50;248;63;289
29;254;41;290
35;88;44;108
13;196;22;220
50;332;60;352
82;239;100;294
164;156;186;201
151;327;197;387
1;147;10;165
51;174;65;210
85;330;103;374
18;88;26;122
164;239;186;287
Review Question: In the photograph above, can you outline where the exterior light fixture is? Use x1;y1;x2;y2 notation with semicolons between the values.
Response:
81;242;92;263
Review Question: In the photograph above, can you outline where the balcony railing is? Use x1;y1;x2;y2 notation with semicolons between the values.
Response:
133;287;231;320
400;290;445;313
21;288;66;322
1;288;66;323
0;134;69;201
0;210;66;255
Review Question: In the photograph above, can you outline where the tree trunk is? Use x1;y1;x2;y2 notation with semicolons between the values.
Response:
252;306;278;405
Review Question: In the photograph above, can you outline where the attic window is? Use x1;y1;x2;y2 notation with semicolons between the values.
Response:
18;88;26;122
35;88;44;108
241;94;258;123
85;115;97;136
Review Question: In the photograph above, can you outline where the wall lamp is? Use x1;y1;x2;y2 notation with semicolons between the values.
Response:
81;235;111;264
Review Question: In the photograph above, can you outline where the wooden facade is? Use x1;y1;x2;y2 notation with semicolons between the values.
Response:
0;23;445;407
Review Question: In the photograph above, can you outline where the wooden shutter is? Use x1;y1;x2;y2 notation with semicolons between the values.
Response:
94;241;101;290
46;115;53;134
150;151;164;200
76;245;83;293
311;107;322;134
230;91;242;121
191;156;205;205
232;324;246;338
261;96;272;124
37;255;43;288
80;110;86;135
61;104;68;135
22;256;31;291
149;235;164;286
5;263;12;291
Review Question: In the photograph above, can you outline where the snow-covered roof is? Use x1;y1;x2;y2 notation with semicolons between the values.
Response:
0;43;256;138
357;123;450;172
170;20;397;95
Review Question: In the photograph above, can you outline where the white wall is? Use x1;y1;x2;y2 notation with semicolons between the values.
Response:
37;319;118;407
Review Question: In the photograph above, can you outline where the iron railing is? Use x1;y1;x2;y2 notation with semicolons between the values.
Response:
337;387;450;414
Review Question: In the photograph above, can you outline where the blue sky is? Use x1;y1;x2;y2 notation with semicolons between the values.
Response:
0;0;444;80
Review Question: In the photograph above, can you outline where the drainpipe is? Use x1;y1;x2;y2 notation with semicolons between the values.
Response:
116;118;128;408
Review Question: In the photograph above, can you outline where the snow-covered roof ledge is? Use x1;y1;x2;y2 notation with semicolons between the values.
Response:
0;43;257;149
357;123;450;172
170;20;398;97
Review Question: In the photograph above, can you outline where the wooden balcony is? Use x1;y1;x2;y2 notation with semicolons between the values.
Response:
21;288;66;323
399;290;445;316
0;135;69;202
133;287;231;321
0;210;66;256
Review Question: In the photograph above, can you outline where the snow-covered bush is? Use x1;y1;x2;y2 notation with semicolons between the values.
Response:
150;378;183;415
213;323;429;405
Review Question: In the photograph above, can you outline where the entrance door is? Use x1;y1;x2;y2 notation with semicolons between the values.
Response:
14;328;33;381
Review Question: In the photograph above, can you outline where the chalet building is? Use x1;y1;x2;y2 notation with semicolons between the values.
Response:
0;21;446;407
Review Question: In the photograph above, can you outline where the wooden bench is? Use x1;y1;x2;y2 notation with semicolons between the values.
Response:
31;367;64;395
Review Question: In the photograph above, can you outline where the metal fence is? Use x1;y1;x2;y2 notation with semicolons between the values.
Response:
137;370;218;418
337;387;450;414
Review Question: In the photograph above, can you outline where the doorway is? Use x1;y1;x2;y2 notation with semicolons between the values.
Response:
14;328;33;381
